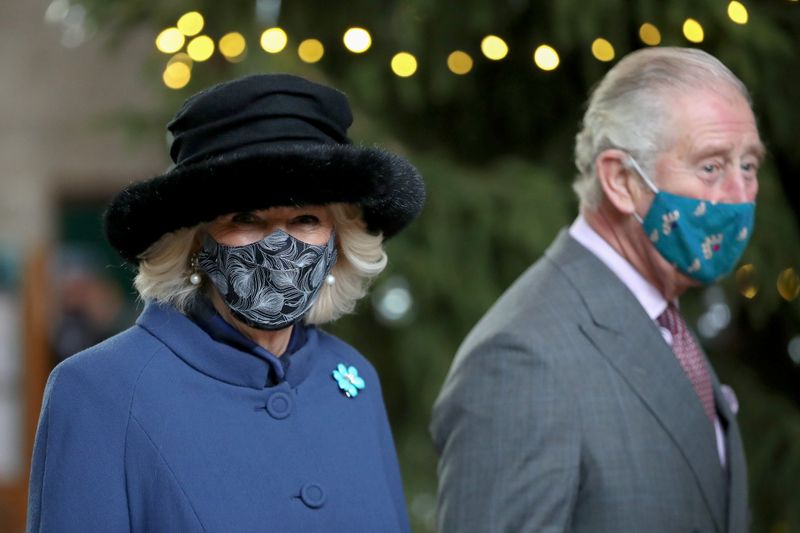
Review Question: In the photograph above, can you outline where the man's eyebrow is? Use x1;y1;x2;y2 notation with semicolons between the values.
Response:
691;141;766;161
747;142;767;161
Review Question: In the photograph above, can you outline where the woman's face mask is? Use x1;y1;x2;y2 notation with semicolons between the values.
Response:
628;156;755;284
197;229;338;330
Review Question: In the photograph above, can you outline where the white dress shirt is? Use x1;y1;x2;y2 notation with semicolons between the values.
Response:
569;215;727;466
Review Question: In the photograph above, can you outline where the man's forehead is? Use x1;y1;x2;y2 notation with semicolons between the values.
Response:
663;88;763;153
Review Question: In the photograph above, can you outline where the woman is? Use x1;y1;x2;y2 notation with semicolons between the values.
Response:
27;74;425;532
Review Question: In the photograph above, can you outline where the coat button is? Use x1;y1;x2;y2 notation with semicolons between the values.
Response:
266;391;293;419
300;483;326;509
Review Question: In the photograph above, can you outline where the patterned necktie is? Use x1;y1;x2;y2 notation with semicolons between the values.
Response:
657;305;716;422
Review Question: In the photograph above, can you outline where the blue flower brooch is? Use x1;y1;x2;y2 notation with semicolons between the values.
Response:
332;364;365;398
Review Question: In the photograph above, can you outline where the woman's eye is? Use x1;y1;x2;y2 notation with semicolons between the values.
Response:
292;215;320;225
231;212;258;224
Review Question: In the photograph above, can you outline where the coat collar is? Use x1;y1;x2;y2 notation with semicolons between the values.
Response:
136;301;319;389
545;230;728;533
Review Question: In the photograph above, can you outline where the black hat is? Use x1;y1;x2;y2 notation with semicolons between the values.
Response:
104;74;425;264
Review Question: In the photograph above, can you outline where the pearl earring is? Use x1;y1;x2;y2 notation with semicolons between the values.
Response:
189;254;202;286
325;274;336;286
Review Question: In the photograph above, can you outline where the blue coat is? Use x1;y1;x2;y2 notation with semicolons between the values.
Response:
27;302;410;532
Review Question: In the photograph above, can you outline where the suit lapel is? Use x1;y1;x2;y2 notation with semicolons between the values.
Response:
545;230;727;532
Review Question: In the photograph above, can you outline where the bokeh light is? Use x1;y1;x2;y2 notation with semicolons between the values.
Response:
177;11;204;36
219;32;246;61
391;52;418;77
683;18;705;43
298;39;324;63
591;38;615;62
447;51;473;75
728;1;749;24
736;264;758;299
163;62;191;90
372;276;414;325
155;27;185;54
167;52;192;69
260;27;288;53
187;35;214;61
480;35;508;60
533;44;560;71
639;23;662;46
777;268;800;301
343;27;372;53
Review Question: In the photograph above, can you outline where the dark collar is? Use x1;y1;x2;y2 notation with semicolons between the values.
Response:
136;301;317;389
186;294;307;379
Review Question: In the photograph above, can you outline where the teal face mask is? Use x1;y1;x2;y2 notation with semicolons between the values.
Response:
628;156;755;284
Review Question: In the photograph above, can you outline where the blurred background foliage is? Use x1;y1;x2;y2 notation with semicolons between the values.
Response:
65;0;800;530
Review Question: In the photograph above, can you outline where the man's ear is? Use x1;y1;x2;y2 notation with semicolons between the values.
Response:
595;149;641;215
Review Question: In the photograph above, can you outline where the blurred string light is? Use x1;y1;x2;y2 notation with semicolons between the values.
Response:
156;27;185;54
591;38;615;62
187;35;214;61
372;276;414;326
177;11;204;36
777;267;800;301
151;2;800;85
391;52;418;77
639;23;662;45
219;32;247;62
533;44;559;71
298;39;325;63
447;50;473;75
343;27;372;53
683;18;705;43
727;1;749;24
481;35;508;60
261;27;288;53
163;61;191;90
788;336;800;365
698;286;731;339
736;264;758;299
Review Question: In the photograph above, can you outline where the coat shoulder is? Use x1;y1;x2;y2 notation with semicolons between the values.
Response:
49;324;168;408
460;253;587;360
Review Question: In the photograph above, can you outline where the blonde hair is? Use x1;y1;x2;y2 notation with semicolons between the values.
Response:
573;47;751;210
134;203;387;325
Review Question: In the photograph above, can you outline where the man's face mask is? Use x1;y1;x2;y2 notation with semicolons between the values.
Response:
198;229;338;330
627;156;755;284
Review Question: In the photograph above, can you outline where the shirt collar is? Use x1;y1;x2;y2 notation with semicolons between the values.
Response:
137;301;317;389
569;214;669;320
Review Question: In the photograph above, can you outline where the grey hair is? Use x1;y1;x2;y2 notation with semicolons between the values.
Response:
573;47;751;210
133;203;387;325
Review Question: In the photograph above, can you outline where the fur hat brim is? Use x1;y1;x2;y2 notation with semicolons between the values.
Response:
104;143;425;264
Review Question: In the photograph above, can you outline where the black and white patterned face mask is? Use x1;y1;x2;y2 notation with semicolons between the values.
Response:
197;229;338;331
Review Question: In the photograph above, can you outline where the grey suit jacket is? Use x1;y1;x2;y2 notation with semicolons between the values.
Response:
431;230;748;533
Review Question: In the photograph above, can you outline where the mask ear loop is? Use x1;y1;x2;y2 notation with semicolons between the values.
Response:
625;155;659;224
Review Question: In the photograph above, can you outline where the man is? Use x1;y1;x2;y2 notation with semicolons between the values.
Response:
431;47;762;532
